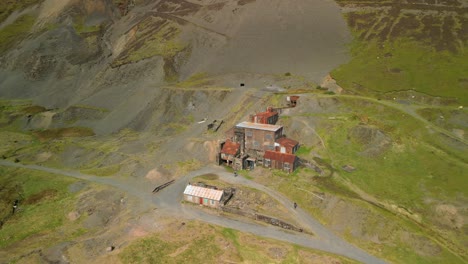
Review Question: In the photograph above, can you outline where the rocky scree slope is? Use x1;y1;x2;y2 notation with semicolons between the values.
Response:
0;0;350;135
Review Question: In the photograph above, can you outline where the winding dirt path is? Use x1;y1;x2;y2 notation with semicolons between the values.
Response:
319;94;467;146
0;160;386;264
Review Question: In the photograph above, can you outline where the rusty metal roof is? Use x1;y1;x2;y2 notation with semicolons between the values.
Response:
252;111;278;124
236;121;282;132
254;108;277;119
183;185;224;201
276;137;299;148
264;150;297;164
221;140;240;156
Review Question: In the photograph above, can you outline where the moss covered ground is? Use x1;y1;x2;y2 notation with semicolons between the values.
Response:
119;220;358;264
0;167;83;249
332;1;468;105
0;0;43;23
332;39;468;104
0;14;35;54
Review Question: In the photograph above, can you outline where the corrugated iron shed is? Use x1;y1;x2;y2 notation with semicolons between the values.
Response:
236;121;282;132
276;137;299;148
183;185;224;201
256;111;276;119
221;140;240;156
264;150;297;164
253;107;278;123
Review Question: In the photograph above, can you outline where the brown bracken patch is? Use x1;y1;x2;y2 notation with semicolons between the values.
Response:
21;106;47;115
341;1;467;52
24;189;58;205
238;0;256;6
154;0;201;15
33;127;95;140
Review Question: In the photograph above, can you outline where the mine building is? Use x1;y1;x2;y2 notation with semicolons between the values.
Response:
249;107;279;125
218;121;300;172
217;97;301;173
219;139;240;167
235;121;283;153
263;150;299;173
287;96;300;107
275;137;300;154
183;184;224;208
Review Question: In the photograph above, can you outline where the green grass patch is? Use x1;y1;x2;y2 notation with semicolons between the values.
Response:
332;39;468;105
341;199;464;264
416;107;467;132
255;164;463;263
0;99;34;115
220;227;271;262
119;236;181;263
33;127;95;140
255;95;466;261
222;226;358;263
295;145;312;156
72;17;101;34
319;98;467;211
80;164;121;177
0;0;43;23
120;227;221;263
239;170;254;180
221;227;239;245
223;165;235;173
71;104;109;113
192;175;231;189
0;14;35;54
0;131;33;156
172;159;202;177
175;72;212;88
115;17;186;66
0;167;80;248
121;220;357;263
197;173;219;181
21;105;47;114
311;97;467;257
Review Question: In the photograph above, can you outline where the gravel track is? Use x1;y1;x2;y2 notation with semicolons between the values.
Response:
0;160;386;264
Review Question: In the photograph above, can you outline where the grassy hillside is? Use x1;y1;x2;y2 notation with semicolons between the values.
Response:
119;221;358;264
246;93;467;262
305;96;466;261
328;5;468;255
332;0;468;105
0;0;43;23
0;14;36;54
0;167;82;251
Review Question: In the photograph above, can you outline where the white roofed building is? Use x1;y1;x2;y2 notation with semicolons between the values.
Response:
183;184;224;208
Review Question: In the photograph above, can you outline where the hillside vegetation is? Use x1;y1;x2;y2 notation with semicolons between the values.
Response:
0;0;466;263
120;222;357;264
332;0;468;104
0;0;43;23
244;93;467;263
0;14;36;54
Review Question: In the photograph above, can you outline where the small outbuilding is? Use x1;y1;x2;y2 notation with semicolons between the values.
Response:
218;139;240;167
287;96;300;107
183;184;224;208
263;150;298;173
276;137;300;154
250;107;279;125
